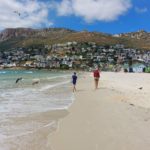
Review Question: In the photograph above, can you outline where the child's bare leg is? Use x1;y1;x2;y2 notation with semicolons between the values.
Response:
96;80;98;89
94;80;97;89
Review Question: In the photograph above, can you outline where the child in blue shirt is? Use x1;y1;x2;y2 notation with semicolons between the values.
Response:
72;72;77;92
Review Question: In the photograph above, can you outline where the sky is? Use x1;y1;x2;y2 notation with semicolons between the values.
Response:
0;0;150;34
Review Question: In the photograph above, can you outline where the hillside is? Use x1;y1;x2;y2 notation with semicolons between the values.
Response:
0;28;150;50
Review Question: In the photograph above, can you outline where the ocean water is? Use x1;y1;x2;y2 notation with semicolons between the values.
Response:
0;70;73;149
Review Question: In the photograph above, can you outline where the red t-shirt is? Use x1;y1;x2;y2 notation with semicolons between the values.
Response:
93;70;100;78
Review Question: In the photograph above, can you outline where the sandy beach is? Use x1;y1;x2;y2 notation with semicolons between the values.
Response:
1;72;150;150
49;72;150;150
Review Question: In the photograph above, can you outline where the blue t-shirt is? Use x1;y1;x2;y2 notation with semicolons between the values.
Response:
72;75;77;84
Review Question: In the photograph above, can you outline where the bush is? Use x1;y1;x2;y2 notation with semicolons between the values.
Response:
145;67;150;73
60;64;69;70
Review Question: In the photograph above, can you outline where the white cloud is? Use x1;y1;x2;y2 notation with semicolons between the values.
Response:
56;0;73;16
55;0;132;22
0;0;53;30
135;7;148;13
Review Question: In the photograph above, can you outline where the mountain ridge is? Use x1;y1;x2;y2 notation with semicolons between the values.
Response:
0;28;150;50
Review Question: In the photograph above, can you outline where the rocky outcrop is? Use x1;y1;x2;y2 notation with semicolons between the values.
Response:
0;28;37;41
0;28;75;42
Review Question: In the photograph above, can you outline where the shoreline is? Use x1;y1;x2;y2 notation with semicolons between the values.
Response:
49;72;150;150
0;66;102;71
0;67;87;73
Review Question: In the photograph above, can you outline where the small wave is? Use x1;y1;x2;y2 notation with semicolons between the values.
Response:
40;80;70;92
0;71;6;74
25;71;33;74
0;88;33;99
46;74;71;80
0;120;56;140
32;78;40;82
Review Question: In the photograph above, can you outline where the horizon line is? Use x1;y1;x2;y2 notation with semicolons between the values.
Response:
0;27;149;35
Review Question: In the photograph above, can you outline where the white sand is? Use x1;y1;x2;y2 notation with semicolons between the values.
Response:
49;72;150;150
101;72;150;108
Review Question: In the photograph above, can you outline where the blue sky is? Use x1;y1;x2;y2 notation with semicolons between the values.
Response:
0;0;150;34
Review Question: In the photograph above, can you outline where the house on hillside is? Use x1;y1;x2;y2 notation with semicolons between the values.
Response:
123;60;146;73
24;61;34;67
132;63;146;73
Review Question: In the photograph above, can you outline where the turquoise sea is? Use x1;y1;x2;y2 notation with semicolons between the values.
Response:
0;70;73;149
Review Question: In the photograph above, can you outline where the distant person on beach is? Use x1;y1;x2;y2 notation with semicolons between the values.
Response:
15;77;22;84
93;67;100;89
72;72;77;92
